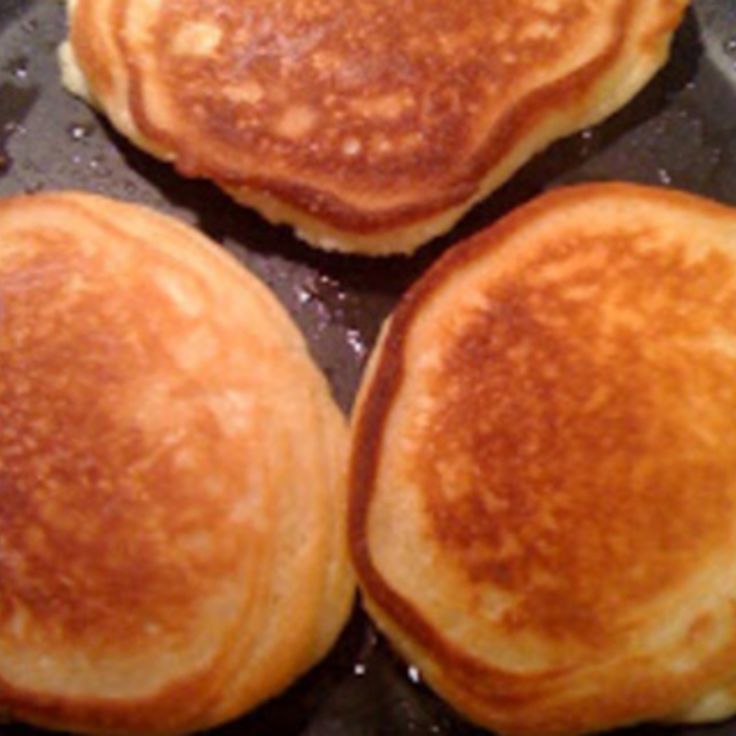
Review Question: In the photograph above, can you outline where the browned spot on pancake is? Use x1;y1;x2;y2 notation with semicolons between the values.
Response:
0;231;246;653
413;229;736;645
151;0;595;183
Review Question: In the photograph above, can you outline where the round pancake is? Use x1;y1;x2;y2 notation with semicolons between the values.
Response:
61;0;688;255
349;183;736;734
0;192;353;734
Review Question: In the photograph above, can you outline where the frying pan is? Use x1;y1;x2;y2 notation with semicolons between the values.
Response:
0;1;735;734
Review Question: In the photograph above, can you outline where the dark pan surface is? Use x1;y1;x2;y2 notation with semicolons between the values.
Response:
0;1;735;734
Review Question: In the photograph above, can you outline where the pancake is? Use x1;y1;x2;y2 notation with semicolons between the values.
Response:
0;191;353;734
349;183;736;734
60;0;688;256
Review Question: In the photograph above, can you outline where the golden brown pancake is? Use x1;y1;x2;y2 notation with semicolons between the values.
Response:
349;183;736;734
0;191;353;734
60;0;688;255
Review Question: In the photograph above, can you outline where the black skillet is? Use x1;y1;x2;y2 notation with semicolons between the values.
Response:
0;1;735;734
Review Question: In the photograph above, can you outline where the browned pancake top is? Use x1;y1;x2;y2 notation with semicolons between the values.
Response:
96;0;657;224
0;193;353;733
151;0;600;183
67;0;688;248
349;185;736;733
413;226;736;645
0;228;246;654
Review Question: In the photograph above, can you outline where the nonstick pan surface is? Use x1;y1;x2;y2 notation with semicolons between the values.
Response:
0;2;735;734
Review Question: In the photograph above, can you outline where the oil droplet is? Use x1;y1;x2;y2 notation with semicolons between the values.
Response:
296;286;316;305
68;123;92;141
657;167;672;186
576;127;597;156
5;57;29;81
296;272;348;315
353;662;366;676
407;665;422;684
346;328;367;361
89;157;112;177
